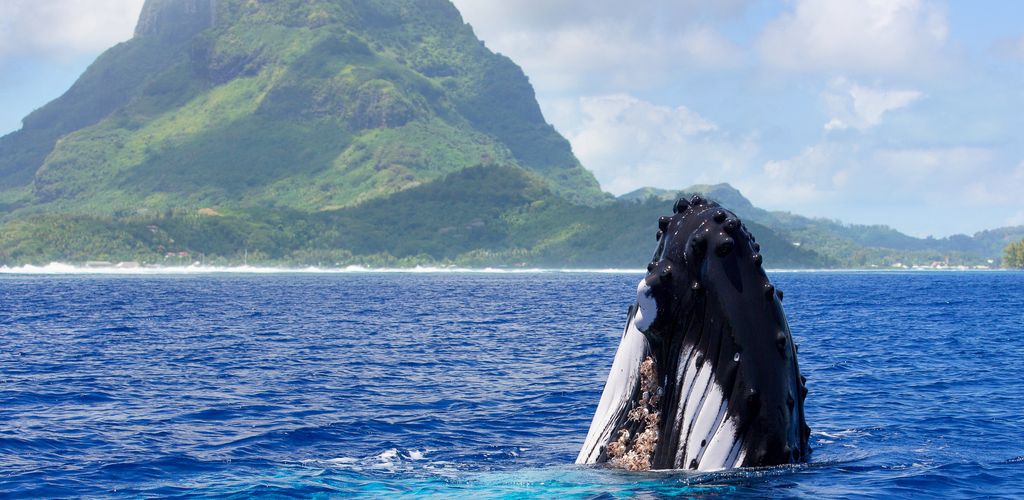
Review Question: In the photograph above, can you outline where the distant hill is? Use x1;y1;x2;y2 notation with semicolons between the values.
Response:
621;184;756;212
0;0;1019;269
621;186;1024;267
0;165;827;268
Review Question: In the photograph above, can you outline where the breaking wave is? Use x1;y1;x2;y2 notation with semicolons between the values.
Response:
0;262;644;275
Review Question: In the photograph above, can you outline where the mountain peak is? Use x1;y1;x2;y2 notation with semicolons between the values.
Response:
1;0;603;213
135;0;217;40
618;183;753;210
683;183;753;210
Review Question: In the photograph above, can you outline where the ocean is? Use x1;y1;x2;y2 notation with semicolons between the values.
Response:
2;270;1023;498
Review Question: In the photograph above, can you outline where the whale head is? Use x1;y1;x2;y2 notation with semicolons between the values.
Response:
577;195;810;471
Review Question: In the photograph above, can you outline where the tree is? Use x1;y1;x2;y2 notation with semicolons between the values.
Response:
1004;239;1024;268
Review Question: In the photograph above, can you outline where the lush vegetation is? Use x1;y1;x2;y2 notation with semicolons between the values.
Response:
0;0;603;221
1;164;1002;269
1004;240;1024;268
0;166;827;268
0;0;1018;269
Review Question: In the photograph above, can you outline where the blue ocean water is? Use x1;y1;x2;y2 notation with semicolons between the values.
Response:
1;271;1023;498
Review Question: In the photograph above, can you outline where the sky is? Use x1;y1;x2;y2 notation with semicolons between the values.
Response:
2;1;1023;237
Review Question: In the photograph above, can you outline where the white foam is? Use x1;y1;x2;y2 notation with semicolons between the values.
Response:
3;262;1002;275
576;315;648;464
323;457;358;465
0;262;646;275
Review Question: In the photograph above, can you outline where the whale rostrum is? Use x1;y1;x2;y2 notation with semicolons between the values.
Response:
577;195;810;471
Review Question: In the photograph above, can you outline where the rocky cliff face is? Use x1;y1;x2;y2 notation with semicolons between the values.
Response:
134;0;217;40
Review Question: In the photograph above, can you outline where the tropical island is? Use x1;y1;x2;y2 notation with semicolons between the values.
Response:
1;0;1022;269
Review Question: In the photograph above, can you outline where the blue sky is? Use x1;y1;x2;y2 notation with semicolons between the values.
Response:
2;1;1023;237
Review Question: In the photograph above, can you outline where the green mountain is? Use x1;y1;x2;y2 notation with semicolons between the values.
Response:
0;0;603;218
0;0;1019;269
0;165;826;268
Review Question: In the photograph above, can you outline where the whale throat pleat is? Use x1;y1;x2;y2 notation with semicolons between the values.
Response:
690;395;728;468
575;311;648;464
700;417;742;470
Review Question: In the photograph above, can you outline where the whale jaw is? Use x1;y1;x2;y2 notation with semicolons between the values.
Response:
577;196;810;471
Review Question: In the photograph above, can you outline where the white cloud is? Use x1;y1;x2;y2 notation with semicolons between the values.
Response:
734;144;1024;236
555;92;1019;237
866;148;1024;232
747;144;850;206
871;147;992;179
451;0;748;92
996;163;1024;226
993;35;1024;60
823;78;923;131
757;0;949;75
0;0;1017;237
677;27;745;69
563;94;757;195
452;1;750;33
0;0;145;60
958;158;1024;207
757;145;1000;207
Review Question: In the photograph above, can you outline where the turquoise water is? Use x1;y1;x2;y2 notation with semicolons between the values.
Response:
2;271;1023;497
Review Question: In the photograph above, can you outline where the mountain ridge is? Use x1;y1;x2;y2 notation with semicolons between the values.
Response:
0;0;605;217
0;0;1021;268
620;184;1024;266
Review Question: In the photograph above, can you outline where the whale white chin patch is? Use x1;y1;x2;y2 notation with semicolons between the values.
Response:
632;279;657;332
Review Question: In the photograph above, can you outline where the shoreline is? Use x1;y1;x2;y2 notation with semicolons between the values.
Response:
0;263;1014;275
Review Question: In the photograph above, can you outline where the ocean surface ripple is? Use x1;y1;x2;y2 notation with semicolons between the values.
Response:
2;272;1023;498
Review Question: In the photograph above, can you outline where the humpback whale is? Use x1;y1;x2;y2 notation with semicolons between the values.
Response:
577;195;810;471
